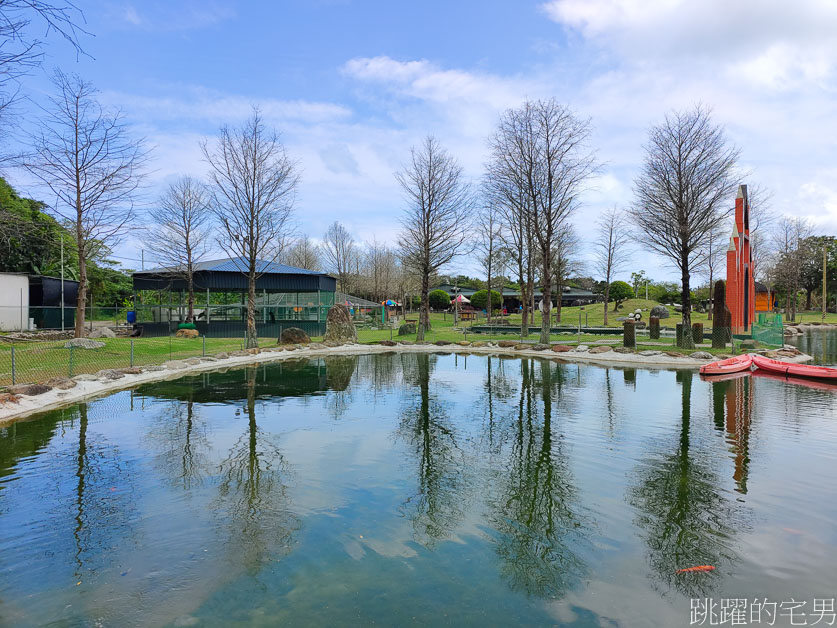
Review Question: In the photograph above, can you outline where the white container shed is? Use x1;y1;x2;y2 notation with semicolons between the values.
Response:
0;273;31;331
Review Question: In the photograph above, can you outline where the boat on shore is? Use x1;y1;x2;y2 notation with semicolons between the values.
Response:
699;354;753;376
751;354;837;381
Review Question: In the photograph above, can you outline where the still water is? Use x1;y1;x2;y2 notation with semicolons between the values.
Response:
1;353;836;627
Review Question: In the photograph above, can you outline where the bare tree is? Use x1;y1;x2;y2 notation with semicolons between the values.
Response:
552;224;584;323
397;136;472;340
363;238;398;303
22;70;146;337
0;1;86;161
144;176;212;323
744;182;774;281
476;199;506;323
700;224;726;321
202;107;299;348
322;221;356;293
488;99;597;343
629;105;740;348
282;234;321;271
593;207;631;325
770;216;813;321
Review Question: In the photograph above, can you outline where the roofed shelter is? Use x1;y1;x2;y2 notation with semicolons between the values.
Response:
131;257;336;338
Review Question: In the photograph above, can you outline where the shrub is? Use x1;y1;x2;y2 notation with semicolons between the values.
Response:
608;281;633;310
178;322;197;330
429;289;451;310
470;289;502;310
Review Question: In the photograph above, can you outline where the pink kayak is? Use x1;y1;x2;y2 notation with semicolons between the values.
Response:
751;354;837;381
699;354;753;376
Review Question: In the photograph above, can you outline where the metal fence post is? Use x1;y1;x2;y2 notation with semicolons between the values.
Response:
202;335;206;357
130;339;134;367
10;346;15;385
69;345;74;377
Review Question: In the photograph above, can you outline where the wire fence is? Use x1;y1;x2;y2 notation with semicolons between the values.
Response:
0;335;249;387
751;312;784;347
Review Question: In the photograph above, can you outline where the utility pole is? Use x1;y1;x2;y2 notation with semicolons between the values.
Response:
141;249;144;271
823;244;828;322
60;237;65;332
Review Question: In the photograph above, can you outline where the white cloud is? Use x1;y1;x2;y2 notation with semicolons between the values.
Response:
111;1;235;31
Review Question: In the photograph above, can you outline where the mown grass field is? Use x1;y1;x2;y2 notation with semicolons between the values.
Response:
1;304;816;388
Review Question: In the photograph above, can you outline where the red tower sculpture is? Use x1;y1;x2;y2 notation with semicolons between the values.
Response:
726;184;755;333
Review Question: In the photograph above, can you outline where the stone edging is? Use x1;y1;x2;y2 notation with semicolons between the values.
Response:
0;342;814;425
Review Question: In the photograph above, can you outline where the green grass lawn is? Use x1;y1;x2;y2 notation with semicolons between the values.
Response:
0;304;798;388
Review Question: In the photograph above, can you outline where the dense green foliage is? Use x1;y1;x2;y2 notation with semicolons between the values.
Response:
0;177;74;276
429;289;451;310
470;289;502;310
0;177;134;306
608;281;634;308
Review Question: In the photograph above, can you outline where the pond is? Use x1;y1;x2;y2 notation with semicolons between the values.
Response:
1;353;836;626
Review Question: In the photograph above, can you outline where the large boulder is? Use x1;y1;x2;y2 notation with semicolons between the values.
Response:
175;328;200;339
398;322;416;336
8;383;52;396
280;327;311;345
64;338;104;350
89;327;116;339
323;304;357;343
649;305;670;319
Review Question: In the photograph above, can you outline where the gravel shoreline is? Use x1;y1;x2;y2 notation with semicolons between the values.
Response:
0;342;814;425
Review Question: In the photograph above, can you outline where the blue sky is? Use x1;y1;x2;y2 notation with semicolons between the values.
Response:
7;0;837;281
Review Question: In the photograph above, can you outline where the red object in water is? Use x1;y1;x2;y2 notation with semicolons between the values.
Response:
753;369;837;391
751;354;837;381
676;565;716;574
699;354;753;376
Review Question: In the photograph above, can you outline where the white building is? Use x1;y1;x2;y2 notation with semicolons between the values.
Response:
0;273;30;331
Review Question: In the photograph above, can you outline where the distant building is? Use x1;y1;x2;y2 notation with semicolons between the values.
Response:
433;283;597;310
0;273;78;331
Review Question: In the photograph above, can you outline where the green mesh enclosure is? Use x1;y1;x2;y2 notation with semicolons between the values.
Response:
751;312;784;347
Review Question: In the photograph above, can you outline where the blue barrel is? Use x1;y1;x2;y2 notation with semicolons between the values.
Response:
127;310;136;324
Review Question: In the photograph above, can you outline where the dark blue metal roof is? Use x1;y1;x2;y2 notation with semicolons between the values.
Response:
132;256;336;292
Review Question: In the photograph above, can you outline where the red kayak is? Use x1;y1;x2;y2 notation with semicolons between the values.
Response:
753;369;837;391
751;354;837;381
699;354;753;376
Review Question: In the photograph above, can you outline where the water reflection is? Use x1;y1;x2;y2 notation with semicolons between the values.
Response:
711;375;753;494
0;353;835;626
629;371;742;597
214;368;298;574
491;358;587;599
398;354;467;546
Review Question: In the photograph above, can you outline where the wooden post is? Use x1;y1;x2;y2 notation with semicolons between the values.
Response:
623;320;635;348
692;322;704;346
649;316;660;340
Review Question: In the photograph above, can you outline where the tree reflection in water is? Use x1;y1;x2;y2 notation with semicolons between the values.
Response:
151;397;210;491
490;358;588;599
214;367;298;574
398;353;467;547
629;370;742;597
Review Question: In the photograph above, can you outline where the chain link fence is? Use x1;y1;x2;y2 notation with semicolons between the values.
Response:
0;335;254;387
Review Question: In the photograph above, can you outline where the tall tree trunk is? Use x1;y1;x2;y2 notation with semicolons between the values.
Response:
418;271;430;341
603;283;611;326
246;263;258;348
805;288;812;311
540;257;551;344
707;274;713;321
517;260;528;338
680;260;695;349
74;207;87;338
